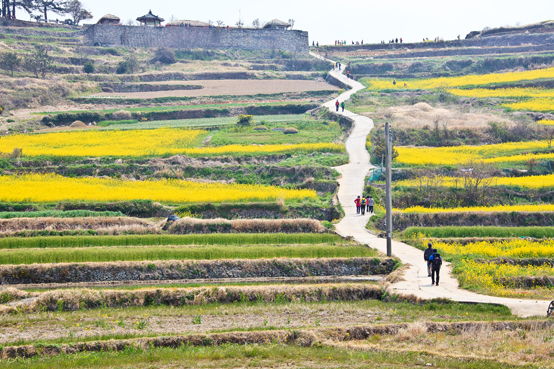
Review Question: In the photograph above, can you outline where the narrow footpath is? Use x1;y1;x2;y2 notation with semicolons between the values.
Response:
316;56;550;317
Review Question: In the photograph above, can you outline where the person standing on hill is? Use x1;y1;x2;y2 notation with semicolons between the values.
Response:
354;196;361;214
367;196;374;214
346;70;350;79
335;100;340;112
423;243;434;277
340;101;345;112
360;197;366;215
429;248;442;286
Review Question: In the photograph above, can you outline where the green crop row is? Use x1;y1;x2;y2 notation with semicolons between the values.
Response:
403;226;554;239
0;245;375;265
0;233;347;249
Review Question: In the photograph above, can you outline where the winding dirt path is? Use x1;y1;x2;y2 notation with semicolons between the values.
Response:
315;54;551;317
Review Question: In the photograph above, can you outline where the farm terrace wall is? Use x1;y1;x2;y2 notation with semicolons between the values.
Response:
83;25;309;52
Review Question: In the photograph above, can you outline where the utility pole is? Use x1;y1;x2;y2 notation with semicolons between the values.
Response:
385;122;392;257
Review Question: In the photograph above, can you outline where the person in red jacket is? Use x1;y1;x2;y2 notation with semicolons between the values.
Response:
354;196;361;214
335;100;340;112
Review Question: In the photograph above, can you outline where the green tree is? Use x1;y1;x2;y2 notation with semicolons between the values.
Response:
23;46;53;78
83;61;94;74
372;135;399;163
236;114;254;127
0;52;21;77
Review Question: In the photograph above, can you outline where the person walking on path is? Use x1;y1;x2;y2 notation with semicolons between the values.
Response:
354;196;361;214
360;197;366;215
335;100;340;112
346;70;350;78
340;101;345;112
429;248;442;286
367;196;374;213
423;243;434;277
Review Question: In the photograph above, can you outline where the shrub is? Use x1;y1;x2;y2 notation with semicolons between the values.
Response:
83;62;95;74
152;48;176;64
112;110;133;120
237;114;254;127
253;126;268;131
283;128;299;134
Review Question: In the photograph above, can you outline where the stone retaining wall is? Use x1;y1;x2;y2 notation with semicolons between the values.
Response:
84;25;309;52
0;258;395;285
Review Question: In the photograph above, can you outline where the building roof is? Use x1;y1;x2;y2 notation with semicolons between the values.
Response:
136;10;164;22
166;19;210;27
263;19;291;28
98;14;120;22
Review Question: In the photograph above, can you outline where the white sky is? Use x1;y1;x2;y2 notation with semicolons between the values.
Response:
50;0;554;44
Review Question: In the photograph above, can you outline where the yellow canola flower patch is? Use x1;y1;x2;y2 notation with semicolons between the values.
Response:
396;140;549;166
181;143;345;156
0;128;344;157
399;204;554;213
538;119;554;126
365;67;554;90
395;173;554;189
0;128;205;157
503;98;554;112
433;239;554;259
0;174;316;203
449;87;554;98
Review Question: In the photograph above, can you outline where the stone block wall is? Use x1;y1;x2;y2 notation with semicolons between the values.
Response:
84;25;309;52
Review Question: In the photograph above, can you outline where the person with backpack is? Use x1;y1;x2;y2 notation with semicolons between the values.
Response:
340;101;345;112
367;196;374;214
428;248;442;286
335;100;340;112
354;196;361;214
423;243;434;277
360;197;366;215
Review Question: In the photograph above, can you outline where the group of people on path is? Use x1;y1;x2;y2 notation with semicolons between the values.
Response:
354;196;374;216
333;62;342;70
381;38;402;44
335;100;345;112
423;243;442;286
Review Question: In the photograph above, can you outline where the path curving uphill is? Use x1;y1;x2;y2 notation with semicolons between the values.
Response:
315;55;550;317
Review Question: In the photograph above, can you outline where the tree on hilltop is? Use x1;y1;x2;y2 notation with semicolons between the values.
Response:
66;0;92;25
33;0;69;22
252;18;260;28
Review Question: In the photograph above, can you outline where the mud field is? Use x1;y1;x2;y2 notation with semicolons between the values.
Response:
89;79;338;99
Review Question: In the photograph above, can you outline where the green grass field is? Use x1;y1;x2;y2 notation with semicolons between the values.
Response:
0;245;376;264
403;226;554;239
98;114;309;130
210;121;341;146
0;233;347;250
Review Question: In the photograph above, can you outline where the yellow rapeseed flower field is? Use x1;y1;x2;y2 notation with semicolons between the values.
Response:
396;140;549;166
0;128;344;157
0;174;316;203
503;98;554;112
449;87;554;98
399;204;554;213
364;67;554;90
395;173;554;189
433;239;554;259
431;239;554;296
0;128;205;157
538;119;554;126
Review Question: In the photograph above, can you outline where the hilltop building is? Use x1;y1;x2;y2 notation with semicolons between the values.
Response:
263;19;291;30
136;10;164;27
97;14;120;25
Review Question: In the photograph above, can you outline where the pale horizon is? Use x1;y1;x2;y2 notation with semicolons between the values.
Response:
17;0;554;45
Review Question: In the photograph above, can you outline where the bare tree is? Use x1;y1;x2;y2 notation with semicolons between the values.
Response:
288;18;295;29
543;125;554;148
459;161;495;200
208;19;213;26
252;18;260;28
66;0;92;25
216;20;224;27
235;19;243;28
125;18;135;26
